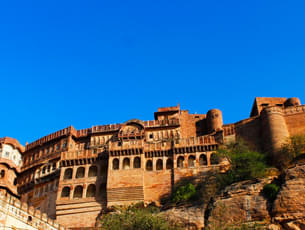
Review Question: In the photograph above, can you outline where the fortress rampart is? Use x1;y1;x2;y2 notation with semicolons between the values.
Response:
0;97;304;229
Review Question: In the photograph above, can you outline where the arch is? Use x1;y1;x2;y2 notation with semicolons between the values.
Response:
42;166;46;174
146;160;153;171
88;166;98;177
112;158;119;170
73;185;83;198
199;154;207;166
188;155;196;168
52;163;56;171
210;153;219;165
61;187;70;198
86;184;96;198
133;157;141;169
64;168;72;179
156;159;163;170
76;167;85;178
177;156;184;168
0;170;5;178
166;158;173;169
123;158;130;170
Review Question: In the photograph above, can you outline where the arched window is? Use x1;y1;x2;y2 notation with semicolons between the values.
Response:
166;159;173;169
112;158;119;170
146;160;153;171
156;159;163;170
88;166;98;177
0;170;5;178
64;168;73;179
42;166;46;174
188;155;196;168
210;153;219;165
133;157;141;169
61;187;70;198
73;185;83;198
123;158;130;170
76;167;85;178
86;184;96;198
177;156;184;168
199;154;207;166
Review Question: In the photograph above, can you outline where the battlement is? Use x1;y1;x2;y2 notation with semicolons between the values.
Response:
26;126;76;151
91;124;121;134
157;104;180;112
0;192;64;230
283;104;305;115
144;118;180;128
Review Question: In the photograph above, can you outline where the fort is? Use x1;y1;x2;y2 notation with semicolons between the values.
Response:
0;97;305;229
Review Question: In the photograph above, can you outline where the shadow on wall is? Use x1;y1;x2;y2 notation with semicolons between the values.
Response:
160;169;221;209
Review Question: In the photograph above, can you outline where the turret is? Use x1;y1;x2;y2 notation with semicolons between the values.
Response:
284;97;301;107
207;109;223;133
261;106;289;154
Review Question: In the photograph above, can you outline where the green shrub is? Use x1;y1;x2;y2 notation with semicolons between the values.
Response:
275;135;305;170
100;204;181;230
171;183;197;203
262;183;280;202
217;140;268;188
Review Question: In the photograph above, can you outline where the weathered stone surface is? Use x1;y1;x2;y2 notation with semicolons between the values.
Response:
162;205;205;230
207;178;272;228
272;163;305;229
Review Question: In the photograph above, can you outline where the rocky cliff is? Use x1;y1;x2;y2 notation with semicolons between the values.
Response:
162;163;305;230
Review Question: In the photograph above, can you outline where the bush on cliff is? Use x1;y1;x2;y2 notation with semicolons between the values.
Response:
275;135;305;170
217;141;268;188
100;204;181;230
262;183;280;202
171;183;197;204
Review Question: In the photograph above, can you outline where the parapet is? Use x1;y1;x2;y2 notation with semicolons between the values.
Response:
157;104;180;112
0;192;65;229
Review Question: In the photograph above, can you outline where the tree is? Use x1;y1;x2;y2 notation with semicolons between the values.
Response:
217;140;267;187
275;135;305;170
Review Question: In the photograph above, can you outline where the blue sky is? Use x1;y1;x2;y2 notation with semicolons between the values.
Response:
0;1;304;145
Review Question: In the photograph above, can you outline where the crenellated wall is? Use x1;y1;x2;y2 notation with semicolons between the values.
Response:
0;192;64;230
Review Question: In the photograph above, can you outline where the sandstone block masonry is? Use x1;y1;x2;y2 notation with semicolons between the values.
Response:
1;97;304;229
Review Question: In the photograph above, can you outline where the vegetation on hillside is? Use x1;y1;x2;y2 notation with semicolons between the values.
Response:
275;134;305;170
100;203;181;230
216;140;268;188
262;183;280;202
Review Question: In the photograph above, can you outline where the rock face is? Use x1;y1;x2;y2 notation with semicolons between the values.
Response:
162;206;205;230
272;164;305;229
206;178;272;229
161;163;305;230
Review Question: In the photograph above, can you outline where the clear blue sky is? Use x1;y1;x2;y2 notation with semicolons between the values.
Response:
0;1;304;145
